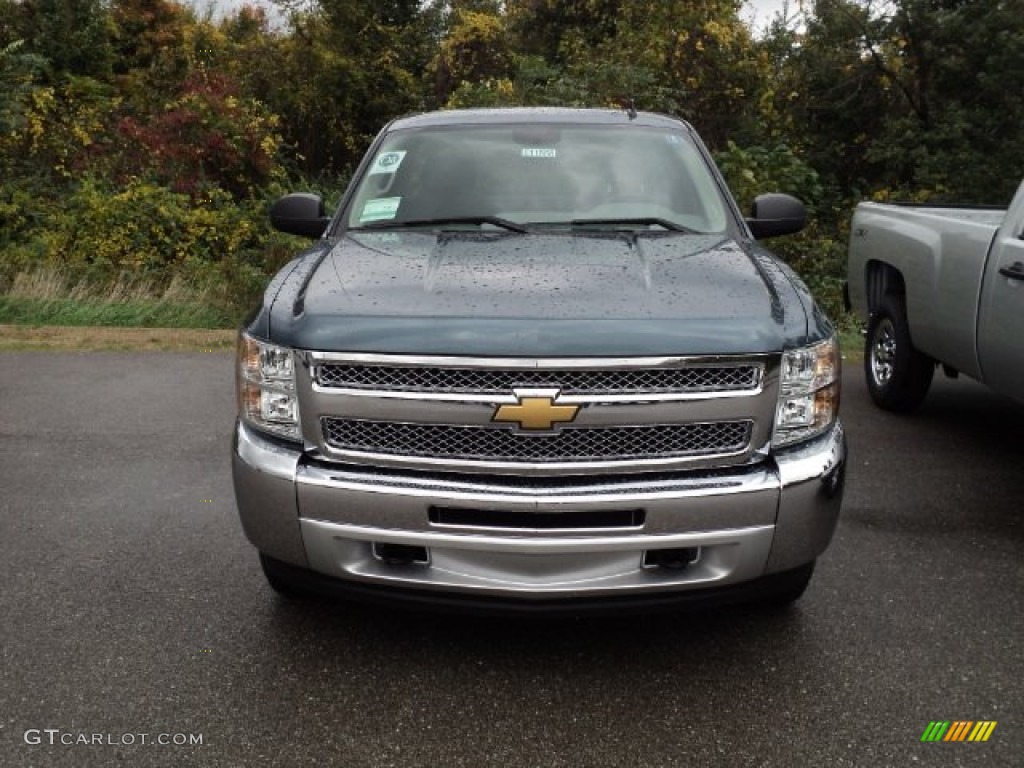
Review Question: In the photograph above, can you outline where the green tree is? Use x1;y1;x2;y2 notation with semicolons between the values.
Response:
864;0;1024;202
0;39;45;134
774;0;1024;203
760;0;892;197
430;6;513;105
500;0;766;148
16;0;115;80
263;0;434;173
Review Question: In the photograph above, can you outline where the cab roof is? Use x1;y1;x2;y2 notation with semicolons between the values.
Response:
387;107;692;132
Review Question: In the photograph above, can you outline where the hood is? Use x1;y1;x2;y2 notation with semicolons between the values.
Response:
267;231;810;356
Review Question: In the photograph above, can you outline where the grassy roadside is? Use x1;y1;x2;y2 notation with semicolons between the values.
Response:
0;267;239;350
0;267;237;328
0;295;234;329
0;324;236;351
839;327;864;364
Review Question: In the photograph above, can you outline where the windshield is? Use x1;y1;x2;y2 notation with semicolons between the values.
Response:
344;123;730;233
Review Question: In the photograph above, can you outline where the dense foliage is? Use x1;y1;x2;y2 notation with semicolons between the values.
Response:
1;0;1020;323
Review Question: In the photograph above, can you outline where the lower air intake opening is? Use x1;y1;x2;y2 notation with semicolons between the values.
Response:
372;543;429;566
643;547;702;570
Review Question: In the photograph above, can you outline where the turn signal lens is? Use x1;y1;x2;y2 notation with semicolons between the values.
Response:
237;334;300;441
773;337;840;447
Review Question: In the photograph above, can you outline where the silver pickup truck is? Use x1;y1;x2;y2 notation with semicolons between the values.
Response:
848;181;1024;411
233;108;846;613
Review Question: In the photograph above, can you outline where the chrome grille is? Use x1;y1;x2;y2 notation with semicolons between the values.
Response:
315;364;760;394
322;418;752;463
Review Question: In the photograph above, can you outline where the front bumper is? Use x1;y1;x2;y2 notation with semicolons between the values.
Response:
232;420;845;602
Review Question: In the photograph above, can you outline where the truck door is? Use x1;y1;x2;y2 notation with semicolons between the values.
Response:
977;183;1024;403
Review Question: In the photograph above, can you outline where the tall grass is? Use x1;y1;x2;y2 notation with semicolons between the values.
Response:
0;267;237;328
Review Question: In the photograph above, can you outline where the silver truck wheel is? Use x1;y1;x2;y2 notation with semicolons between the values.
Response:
869;316;897;387
864;294;934;412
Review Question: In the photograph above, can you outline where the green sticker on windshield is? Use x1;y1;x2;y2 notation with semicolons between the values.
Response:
521;148;557;159
368;150;407;175
360;197;401;222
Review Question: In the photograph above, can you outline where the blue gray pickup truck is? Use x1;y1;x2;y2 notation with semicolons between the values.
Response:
232;108;846;612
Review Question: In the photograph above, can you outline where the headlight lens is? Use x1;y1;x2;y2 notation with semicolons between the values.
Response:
773;336;840;447
237;334;301;440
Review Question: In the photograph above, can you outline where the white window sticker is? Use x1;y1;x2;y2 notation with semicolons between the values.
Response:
368;150;407;175
360;197;401;222
521;148;557;159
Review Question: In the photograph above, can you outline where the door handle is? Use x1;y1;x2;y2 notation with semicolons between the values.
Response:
999;261;1024;280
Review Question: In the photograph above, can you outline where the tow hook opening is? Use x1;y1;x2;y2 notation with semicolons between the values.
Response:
822;457;846;499
372;542;430;566
643;547;702;570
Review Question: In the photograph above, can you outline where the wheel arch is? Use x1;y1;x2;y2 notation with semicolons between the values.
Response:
865;260;906;314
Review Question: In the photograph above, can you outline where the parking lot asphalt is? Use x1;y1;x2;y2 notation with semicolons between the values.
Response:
0;350;1020;767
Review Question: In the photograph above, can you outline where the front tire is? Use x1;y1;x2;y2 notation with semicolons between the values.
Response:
865;294;934;412
259;553;310;599
761;561;815;608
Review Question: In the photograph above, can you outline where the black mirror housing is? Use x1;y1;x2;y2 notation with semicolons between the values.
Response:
270;193;329;238
746;193;807;239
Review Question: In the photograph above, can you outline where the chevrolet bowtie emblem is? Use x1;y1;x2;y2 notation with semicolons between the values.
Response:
492;392;580;431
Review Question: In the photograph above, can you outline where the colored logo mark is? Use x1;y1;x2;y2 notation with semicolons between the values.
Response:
492;394;580;431
920;721;997;743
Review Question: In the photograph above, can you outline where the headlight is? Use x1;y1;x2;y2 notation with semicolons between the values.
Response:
773;336;840;448
237;333;301;441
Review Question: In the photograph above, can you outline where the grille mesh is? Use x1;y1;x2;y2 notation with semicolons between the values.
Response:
316;364;759;394
322;418;752;463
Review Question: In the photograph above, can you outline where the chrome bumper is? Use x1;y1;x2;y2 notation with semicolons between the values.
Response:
232;420;845;600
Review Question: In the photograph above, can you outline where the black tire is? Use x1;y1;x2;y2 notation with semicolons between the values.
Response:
761;561;815;608
259;553;310;599
864;293;934;412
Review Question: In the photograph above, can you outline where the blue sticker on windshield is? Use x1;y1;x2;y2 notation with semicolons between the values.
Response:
368;151;407;175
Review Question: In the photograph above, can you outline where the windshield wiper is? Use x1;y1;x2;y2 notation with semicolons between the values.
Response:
566;218;696;233
353;216;530;234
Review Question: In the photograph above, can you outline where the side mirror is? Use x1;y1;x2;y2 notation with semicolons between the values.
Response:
270;193;329;238
746;193;806;239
